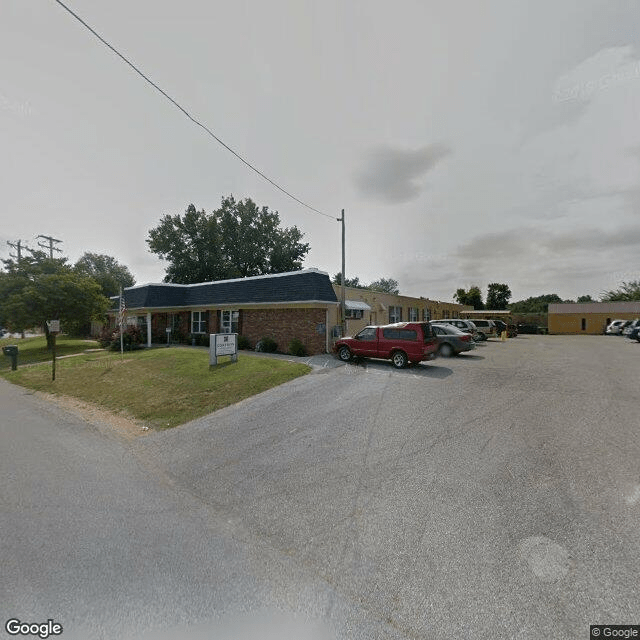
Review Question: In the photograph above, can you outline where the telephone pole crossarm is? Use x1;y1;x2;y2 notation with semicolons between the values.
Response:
36;235;63;259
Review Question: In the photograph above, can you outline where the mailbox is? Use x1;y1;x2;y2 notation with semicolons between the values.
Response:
2;345;18;370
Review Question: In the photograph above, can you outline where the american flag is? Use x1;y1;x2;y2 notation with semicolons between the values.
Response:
118;287;126;330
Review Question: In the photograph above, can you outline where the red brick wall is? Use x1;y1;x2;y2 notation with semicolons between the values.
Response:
208;311;219;334
241;308;327;355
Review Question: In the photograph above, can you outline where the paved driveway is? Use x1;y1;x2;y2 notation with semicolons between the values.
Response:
135;336;640;639
2;336;639;639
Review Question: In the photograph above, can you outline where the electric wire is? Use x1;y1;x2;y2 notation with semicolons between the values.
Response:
51;0;339;221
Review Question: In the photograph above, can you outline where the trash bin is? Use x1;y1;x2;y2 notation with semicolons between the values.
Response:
2;345;18;370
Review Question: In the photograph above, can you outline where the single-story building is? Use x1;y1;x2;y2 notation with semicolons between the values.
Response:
329;285;473;336
108;268;338;354
548;301;640;334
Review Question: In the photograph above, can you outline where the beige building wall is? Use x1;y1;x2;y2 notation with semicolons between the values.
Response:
548;302;640;334
329;285;472;337
548;311;639;335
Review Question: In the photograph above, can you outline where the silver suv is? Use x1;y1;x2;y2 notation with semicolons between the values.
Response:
467;319;497;340
430;319;479;340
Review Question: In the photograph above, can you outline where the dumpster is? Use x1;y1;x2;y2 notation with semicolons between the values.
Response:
2;345;18;370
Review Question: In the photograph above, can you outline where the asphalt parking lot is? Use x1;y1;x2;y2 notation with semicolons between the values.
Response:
134;335;639;639
2;335;638;639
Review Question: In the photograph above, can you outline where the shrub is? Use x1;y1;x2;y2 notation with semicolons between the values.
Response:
288;338;307;357
189;333;209;347
255;336;278;353
98;325;116;349
108;325;145;351
238;335;252;350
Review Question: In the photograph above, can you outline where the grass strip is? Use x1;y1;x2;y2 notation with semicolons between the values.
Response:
0;335;101;370
1;347;310;428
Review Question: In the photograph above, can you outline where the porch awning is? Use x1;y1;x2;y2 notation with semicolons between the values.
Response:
345;300;372;311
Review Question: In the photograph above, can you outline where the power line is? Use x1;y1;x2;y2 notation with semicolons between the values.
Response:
51;0;339;222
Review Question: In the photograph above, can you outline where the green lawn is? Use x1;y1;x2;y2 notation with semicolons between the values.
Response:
0;335;101;370
1;347;311;428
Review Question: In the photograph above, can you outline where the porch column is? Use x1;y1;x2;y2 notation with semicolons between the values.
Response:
147;312;152;348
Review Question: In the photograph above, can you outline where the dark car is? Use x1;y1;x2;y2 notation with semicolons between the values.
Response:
517;323;538;334
430;323;476;357
627;326;640;342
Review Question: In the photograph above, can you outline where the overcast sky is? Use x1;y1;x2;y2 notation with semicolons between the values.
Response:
2;0;639;303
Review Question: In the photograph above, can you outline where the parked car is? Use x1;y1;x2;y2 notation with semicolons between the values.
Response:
469;319;497;340
517;323;538;334
430;324;476;357
334;322;438;368
606;319;631;335
0;327;8;338
622;318;640;336
627;326;640;342
429;319;479;341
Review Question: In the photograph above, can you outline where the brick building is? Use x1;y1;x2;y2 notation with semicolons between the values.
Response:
108;269;338;355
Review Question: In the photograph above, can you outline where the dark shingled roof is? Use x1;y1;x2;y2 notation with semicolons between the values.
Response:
111;269;338;310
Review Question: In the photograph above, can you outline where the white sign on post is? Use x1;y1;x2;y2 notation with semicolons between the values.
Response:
47;320;60;333
209;333;238;366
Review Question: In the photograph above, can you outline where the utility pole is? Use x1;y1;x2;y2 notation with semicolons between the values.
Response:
339;209;345;337
7;239;31;261
37;235;63;259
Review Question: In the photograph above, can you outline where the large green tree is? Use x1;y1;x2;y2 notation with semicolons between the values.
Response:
508;294;564;314
486;283;512;309
147;197;310;284
332;274;367;288
0;254;109;343
332;274;400;294
74;252;135;298
454;286;484;309
600;280;640;302
368;278;400;295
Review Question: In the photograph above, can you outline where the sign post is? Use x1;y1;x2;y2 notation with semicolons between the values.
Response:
209;333;238;367
47;320;60;381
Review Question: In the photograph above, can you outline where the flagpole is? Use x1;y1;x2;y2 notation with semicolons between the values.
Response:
119;286;124;357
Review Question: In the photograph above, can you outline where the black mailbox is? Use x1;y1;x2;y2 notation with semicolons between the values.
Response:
2;345;18;370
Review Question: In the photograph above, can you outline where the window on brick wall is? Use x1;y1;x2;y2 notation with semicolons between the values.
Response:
408;307;419;321
191;310;209;333
221;310;239;333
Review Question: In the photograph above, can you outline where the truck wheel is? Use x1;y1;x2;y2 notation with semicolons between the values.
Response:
337;346;352;362
439;343;454;358
391;350;408;369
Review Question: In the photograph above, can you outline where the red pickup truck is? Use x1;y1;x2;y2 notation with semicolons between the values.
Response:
334;322;438;368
